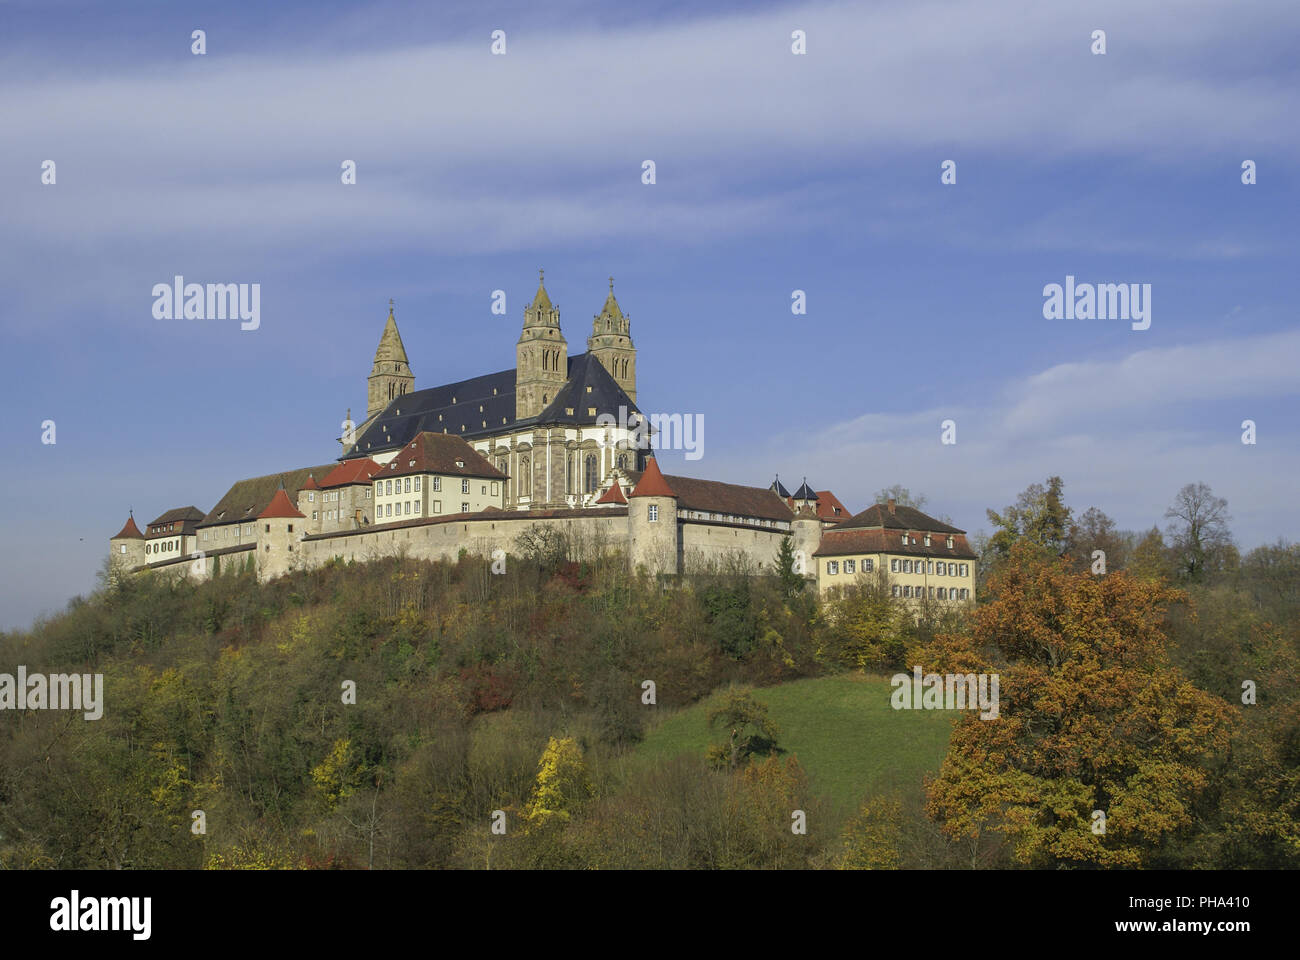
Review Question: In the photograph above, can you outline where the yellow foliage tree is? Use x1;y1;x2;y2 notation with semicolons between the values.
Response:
523;736;593;830
836;796;903;869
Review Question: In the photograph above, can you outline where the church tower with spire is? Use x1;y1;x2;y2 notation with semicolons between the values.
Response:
515;270;568;420
367;300;415;418
587;277;637;403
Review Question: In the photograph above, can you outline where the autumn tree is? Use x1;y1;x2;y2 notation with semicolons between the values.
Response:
523;736;593;830
836;795;903;869
1065;506;1128;573
924;542;1232;867
707;689;781;770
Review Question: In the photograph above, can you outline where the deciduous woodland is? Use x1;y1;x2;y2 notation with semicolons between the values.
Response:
2;480;1296;869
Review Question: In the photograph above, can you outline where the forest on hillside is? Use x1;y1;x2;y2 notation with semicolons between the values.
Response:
1;479;1296;869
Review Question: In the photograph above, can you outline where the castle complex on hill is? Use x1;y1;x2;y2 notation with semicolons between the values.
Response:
109;274;977;601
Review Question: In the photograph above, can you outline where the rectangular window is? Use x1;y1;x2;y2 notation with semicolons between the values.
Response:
312;511;318;520
414;477;421;492
491;482;499;496
928;586;935;598
827;560;839;574
937;563;945;576
844;559;855;574
461;502;470;513
414;502;421;515
648;503;659;522
433;477;441;492
433;500;441;513
203;531;209;541
891;558;899;572
405;501;411;515
903;585;912;598
405;477;411;493
892;585;900;597
287;524;293;533
927;560;934;574
903;559;912;573
264;524;270;533
385;503;391;517
461;478;470;494
863;558;873;572
948;563;956;576
960;564;969;577
481;485;487;495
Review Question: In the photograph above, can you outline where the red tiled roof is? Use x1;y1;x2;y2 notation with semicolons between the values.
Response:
815;490;850;522
813;528;977;559
112;515;144;539
382;433;506;480
629;458;675;498
319;458;382;488
259;487;305;519
301;474;320;490
595;479;628;504
625;467;792;521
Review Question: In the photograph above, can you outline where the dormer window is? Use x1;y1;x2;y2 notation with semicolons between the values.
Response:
455;459;465;468
409;460;415;467
924;535;931;547
947;536;954;549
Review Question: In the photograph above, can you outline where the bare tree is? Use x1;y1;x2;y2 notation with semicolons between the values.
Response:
1164;482;1233;581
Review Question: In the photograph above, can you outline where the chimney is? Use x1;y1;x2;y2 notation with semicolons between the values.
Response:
887;497;896;515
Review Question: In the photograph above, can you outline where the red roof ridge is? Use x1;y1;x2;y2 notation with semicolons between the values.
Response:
629;457;675;498
595;478;628;504
259;486;305;519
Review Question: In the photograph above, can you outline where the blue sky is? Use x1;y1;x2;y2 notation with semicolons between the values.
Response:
2;0;1297;629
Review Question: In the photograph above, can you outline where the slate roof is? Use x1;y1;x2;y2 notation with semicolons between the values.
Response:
146;506;206;539
148;506;206;526
770;477;792;499
342;351;640;458
833;502;965;534
378;432;507;480
791;481;818;501
813;528;977;560
198;463;337;528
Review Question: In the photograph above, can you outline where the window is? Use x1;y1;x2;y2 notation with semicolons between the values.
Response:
892;585;900;597
312;511;318;520
938;587;947;600
385;479;392;495
405;501;411;515
928;586;934;598
433;501;441;513
414;502;421;515
461;478;470;494
863;558;873;572
405;477;411;493
491;482;499;495
948;563;956;576
648;503;659;522
385;503;392;517
264;524;270;533
891;558;899;572
374;483;380;497
844;559;855;574
308;492;315;502
959;588;969;600
903;560;912;573
903;585;912;598
287;524;294;533
461;502;470;513
119;544;126;554
366;489;371;499
584;454;598;493
960;564;969;577
923;534;931;547
927;560;934;574
827;561;839;574
937;563;945;577
414;477;421;492
433;477;441;491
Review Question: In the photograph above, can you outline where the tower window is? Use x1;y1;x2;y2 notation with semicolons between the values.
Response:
648;504;659;522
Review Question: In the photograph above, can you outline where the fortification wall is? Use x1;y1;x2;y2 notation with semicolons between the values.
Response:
678;520;787;573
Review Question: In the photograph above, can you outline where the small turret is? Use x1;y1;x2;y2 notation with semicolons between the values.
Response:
257;480;306;580
109;510;147;580
627;456;678;575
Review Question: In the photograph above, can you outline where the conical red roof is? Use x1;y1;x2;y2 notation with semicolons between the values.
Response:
112;514;144;539
259;486;305;519
301;474;319;490
629;457;675;498
595;478;628;504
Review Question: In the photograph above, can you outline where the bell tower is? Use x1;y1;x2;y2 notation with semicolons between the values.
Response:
515;270;568;420
587;277;636;402
367;300;415;418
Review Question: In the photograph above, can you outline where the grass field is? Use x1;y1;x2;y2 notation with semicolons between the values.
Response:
632;673;954;814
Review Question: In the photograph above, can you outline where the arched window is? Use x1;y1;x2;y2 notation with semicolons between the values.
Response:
584;454;598;493
519;458;530;498
617;454;627;469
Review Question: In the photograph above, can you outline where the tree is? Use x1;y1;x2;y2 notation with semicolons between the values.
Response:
836;795;903;869
817;570;908;670
875;484;927;510
985;476;1071;563
707;690;781;770
1128;526;1173;581
1066;506;1127;572
775;535;806;599
523;737;593;830
924;542;1232;868
1164;482;1233;582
